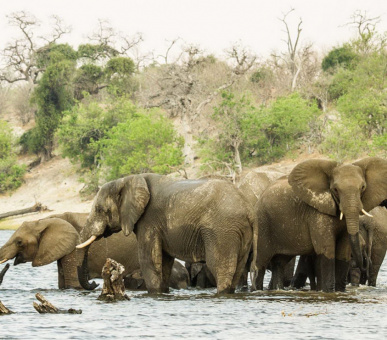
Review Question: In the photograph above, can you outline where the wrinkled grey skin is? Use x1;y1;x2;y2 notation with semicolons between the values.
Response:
126;261;189;290
79;173;255;294
0;212;189;290
0;264;10;286
349;206;387;287
254;158;387;292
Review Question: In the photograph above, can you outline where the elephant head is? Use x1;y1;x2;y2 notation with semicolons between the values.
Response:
0;218;79;267
288;157;387;271
78;175;150;248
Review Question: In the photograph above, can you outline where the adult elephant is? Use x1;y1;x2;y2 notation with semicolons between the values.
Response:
253;157;387;292
77;174;255;294
0;212;189;290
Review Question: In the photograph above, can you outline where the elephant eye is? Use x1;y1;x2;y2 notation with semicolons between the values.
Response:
16;239;23;247
361;184;366;192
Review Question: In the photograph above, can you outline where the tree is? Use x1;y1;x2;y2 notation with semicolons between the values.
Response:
29;45;76;160
0;11;70;84
99;110;184;179
138;41;256;164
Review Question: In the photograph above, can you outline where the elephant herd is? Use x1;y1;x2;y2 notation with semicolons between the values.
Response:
1;157;387;295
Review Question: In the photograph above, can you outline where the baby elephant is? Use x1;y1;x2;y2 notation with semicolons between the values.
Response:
0;212;189;290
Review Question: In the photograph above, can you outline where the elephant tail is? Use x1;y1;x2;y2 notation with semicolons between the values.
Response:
250;215;258;290
366;228;374;281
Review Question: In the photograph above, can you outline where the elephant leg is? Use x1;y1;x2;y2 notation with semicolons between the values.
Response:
161;253;174;291
137;229;166;294
368;264;381;287
270;255;293;290
283;257;296;288
291;255;316;290
253;269;266;291
315;254;335;292
335;259;350;291
231;249;250;292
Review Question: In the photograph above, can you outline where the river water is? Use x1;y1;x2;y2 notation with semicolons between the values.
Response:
1;229;387;339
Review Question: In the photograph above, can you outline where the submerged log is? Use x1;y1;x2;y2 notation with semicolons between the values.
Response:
0;264;10;286
98;258;130;301
0;300;13;315
33;293;82;314
0;203;47;220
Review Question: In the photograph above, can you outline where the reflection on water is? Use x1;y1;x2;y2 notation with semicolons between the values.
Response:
1;229;387;339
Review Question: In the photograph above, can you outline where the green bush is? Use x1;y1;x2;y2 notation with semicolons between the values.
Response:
319;118;368;161
0;121;26;193
100;110;184;179
57;96;138;168
321;44;358;72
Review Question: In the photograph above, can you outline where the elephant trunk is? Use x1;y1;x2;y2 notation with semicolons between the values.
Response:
76;246;99;290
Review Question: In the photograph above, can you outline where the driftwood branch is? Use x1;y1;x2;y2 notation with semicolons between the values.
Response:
98;258;130;301
0;300;13;315
0;203;47;220
0;264;10;285
33;293;82;314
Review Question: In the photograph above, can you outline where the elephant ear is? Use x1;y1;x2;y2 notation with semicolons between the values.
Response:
288;159;338;216
32;218;79;267
119;175;150;236
353;157;387;212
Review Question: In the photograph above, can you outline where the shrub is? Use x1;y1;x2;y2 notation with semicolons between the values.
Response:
0;121;26;193
100;110;184;179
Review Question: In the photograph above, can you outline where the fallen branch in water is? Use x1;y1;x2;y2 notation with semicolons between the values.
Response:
33;293;82;314
0;203;48;220
0;300;13;315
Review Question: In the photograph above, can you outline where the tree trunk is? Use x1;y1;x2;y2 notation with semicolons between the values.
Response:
0;300;13;314
98;258;130;301
33;293;82;314
0;203;46;220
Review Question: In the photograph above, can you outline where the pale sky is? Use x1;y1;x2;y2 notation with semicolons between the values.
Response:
0;0;386;60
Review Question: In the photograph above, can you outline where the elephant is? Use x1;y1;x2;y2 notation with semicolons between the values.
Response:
77;173;255;294
253;157;387;292
185;262;217;289
349;205;387;287
0;264;10;286
0;212;189;290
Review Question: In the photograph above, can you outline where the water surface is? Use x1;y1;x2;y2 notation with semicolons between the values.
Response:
1;230;386;339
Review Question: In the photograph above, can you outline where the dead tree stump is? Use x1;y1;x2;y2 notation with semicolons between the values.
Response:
0;263;10;286
0;301;13;315
98;258;130;301
33;293;82;314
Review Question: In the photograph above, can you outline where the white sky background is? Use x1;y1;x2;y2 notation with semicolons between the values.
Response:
0;0;386;61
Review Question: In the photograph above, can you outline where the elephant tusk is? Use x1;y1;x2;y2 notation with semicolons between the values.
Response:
0;259;8;264
76;235;97;249
340;212;343;220
361;209;373;218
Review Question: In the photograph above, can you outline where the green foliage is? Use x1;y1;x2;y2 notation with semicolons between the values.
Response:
254;93;320;162
200;92;319;172
57;95;137;168
319;118;368;161
321;44;358;72
73;64;104;99
100;110;184;179
0;121;26;193
335;52;387;137
77;43;119;61
31;58;76;157
105;57;135;76
36;43;78;69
